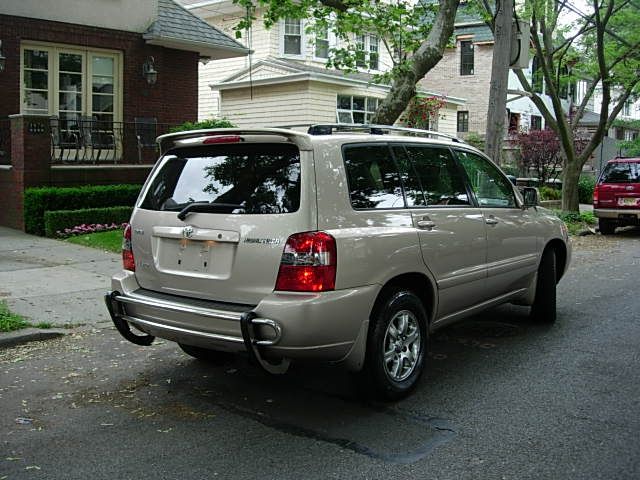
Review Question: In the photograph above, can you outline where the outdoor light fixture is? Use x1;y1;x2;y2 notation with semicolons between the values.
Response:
142;56;157;85
0;41;6;73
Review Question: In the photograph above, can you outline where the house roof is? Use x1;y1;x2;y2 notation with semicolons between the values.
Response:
143;0;248;59
213;57;466;105
453;4;495;43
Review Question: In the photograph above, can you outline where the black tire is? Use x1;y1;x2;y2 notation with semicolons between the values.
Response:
178;343;232;364
531;249;557;323
598;218;616;235
356;290;429;401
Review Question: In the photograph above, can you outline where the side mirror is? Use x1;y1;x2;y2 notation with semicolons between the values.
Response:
522;186;539;208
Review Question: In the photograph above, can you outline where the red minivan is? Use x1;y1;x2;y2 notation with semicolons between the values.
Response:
593;157;640;234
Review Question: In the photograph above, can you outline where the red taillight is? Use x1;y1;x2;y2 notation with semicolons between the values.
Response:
202;135;242;144
593;184;599;206
122;223;135;271
275;232;336;292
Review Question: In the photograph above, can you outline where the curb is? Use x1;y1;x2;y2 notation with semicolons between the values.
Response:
0;328;66;349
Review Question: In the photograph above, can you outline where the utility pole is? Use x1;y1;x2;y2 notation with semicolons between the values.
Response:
485;0;513;164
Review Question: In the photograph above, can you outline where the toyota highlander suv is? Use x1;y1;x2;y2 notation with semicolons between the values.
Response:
105;125;571;400
593;157;640;234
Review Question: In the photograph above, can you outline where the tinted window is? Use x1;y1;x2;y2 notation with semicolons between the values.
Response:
401;146;470;206
456;150;516;208
600;162;640;183
140;144;301;214
343;145;404;209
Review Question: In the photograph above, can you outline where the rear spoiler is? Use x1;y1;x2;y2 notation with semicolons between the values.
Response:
156;128;313;155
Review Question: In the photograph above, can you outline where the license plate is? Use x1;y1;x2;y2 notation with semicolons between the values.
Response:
176;239;213;272
617;197;639;206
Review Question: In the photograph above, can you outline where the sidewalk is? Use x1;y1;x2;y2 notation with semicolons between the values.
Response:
0;226;120;338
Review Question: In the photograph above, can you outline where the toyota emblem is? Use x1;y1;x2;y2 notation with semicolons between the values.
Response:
182;226;194;238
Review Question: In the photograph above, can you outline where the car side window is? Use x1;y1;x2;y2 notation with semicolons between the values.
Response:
343;145;405;209
394;145;470;207
456;150;516;208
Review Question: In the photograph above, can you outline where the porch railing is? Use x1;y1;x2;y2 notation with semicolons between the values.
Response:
49;117;177;164
0;117;10;165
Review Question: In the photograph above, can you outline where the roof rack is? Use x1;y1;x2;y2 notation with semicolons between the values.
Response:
276;124;465;143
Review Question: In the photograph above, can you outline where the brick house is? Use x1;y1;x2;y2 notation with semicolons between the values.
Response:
0;0;247;229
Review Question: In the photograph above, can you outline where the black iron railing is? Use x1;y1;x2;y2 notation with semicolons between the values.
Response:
49;117;176;164
0;117;10;164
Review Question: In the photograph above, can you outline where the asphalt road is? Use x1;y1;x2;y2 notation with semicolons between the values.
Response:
2;230;640;480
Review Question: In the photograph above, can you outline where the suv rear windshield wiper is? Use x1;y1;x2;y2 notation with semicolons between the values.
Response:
177;202;244;220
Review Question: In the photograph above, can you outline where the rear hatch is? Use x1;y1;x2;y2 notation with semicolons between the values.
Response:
131;139;315;305
596;160;640;209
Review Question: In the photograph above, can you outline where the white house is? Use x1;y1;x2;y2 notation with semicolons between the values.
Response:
177;0;466;135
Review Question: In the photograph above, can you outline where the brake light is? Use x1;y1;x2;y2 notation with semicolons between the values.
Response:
122;223;135;271
202;135;242;144
593;184;599;206
275;232;336;292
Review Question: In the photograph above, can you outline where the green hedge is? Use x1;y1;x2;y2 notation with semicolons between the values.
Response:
25;184;141;235
578;176;596;204
44;206;133;237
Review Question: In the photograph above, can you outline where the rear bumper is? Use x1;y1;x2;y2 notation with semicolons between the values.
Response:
594;208;640;223
107;271;379;365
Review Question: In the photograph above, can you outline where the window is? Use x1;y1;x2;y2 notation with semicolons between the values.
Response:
508;112;520;133
392;145;470;207
530;115;542;131
336;95;378;124
558;65;569;99
355;34;379;70
456;150;516;208
315;25;329;59
600;162;640;184
460;41;474;75
343;145;404;209
140;143;301;214
457;111;469;132
615;127;625;140
623;100;632;117
283;18;302;55
531;56;543;94
21;43;120;123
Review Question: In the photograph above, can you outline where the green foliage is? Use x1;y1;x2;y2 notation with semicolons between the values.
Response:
619;138;640;157
578;176;596;204
66;229;124;253
44;207;133;238
465;132;485;150
24;184;141;236
402;96;447;129
554;210;597;235
539;186;561;201
0;300;29;332
168;119;236;133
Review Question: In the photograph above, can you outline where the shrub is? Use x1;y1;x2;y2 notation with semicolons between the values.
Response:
25;184;141;235
44;207;133;237
578;176;596;204
539;186;562;201
464;132;485;151
169;118;236;133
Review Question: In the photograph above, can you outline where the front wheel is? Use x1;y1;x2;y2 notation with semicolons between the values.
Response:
531;249;557;323
356;290;428;401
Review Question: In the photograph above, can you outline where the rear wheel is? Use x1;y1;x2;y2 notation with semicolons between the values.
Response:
178;343;232;364
598;218;616;235
356;290;428;401
531;249;557;323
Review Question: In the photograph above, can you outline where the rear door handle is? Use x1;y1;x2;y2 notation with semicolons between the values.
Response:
485;217;499;225
417;220;436;230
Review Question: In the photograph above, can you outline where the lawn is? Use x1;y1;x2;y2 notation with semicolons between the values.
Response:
66;228;123;253
0;300;30;332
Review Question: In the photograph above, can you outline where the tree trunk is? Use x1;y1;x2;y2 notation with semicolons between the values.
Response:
484;0;513;164
561;160;581;212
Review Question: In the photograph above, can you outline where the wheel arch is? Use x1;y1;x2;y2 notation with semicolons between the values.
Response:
544;238;568;283
370;272;437;327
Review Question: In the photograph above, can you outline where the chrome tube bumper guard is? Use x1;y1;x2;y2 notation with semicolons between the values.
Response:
104;291;289;374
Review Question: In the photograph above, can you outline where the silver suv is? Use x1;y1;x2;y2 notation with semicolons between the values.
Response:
105;125;571;400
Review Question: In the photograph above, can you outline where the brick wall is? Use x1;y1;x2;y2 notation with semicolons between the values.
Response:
421;42;494;137
0;13;198;123
0;14;199;230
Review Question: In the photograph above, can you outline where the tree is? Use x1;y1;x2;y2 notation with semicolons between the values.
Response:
514;128;562;184
511;0;640;212
234;0;460;125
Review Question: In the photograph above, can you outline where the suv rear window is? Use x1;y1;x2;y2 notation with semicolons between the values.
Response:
600;161;640;184
140;143;301;214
